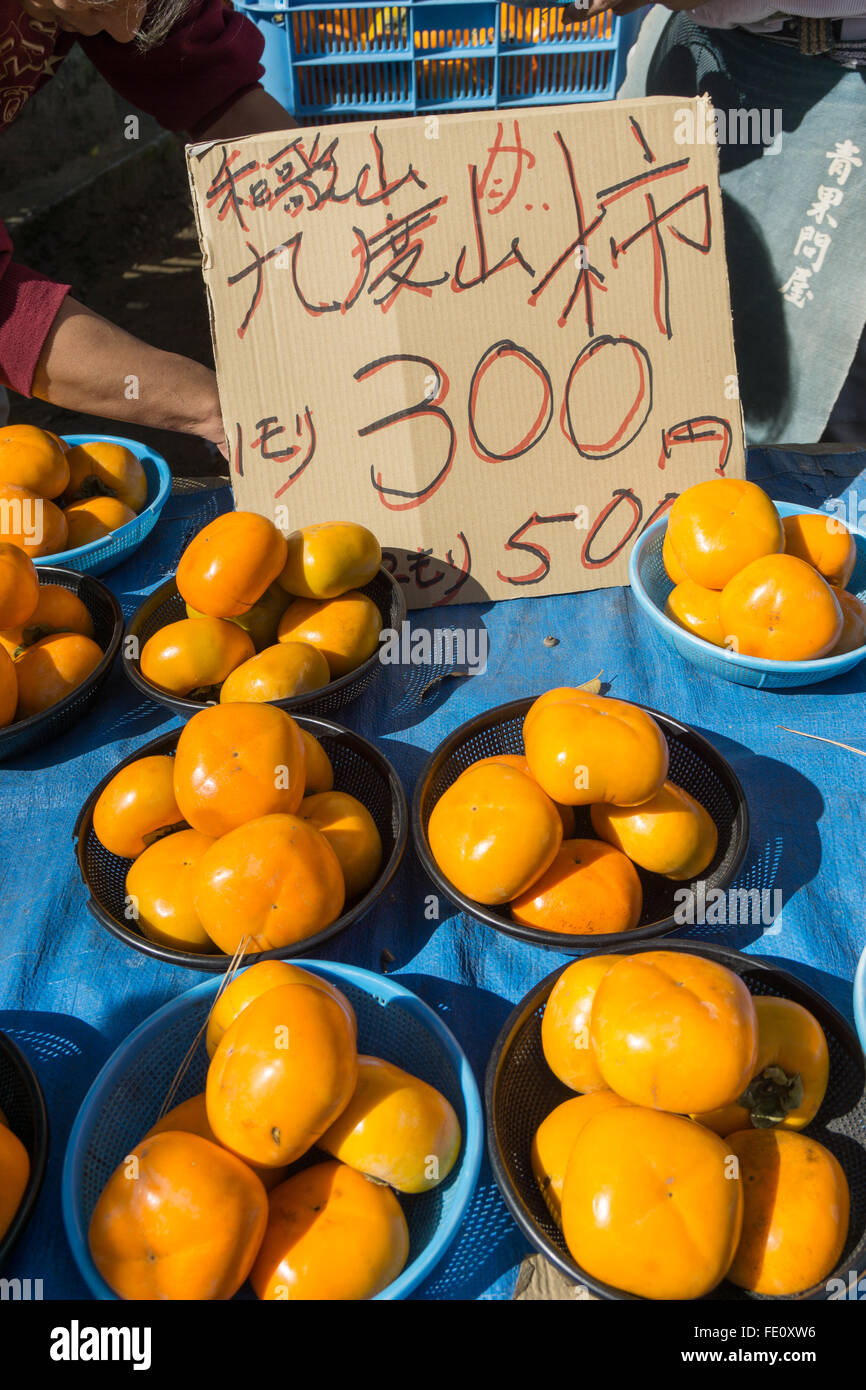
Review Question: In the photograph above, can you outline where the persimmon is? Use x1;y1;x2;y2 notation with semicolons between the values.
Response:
0;543;38;628
63;441;147;512
521;685;595;737
126;828;215;952
88;1131;268;1300
727;1130;849;1295
187;582;289;651
206;982;358;1166
205;960;356;1059
695;997;829;1136
277;522;381;600
300;728;334;794
664;579;725;647
524;692;669;807
145;1092;222;1145
195;813;346;953
298;790;383;899
278;591;381;677
831;589;866;655
250;1160;409;1301
531;1091;632;1225
0;646;16;726
142;1093;289;1192
782;512;856;588
0;482;68;558
19;584;94;644
561;1107;743;1300
0;1119;29;1241
720;553;843;660
319;1055;461;1193
469;752;575;836
15;632;103;717
510;838;642;935
591;951;758;1113
662;530;688;585
541;955;623;1093
93;754;184;859
591;781;718;880
63;496;136;547
173;703;305;837
219;640;330;704
176;511;288;618
428;761;562;905
140;617;254;697
666;478;784;590
0;423;69;498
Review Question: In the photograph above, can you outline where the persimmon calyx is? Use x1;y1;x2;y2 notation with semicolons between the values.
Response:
140;821;188;850
68;476;116;505
20;624;74;650
738;1065;804;1128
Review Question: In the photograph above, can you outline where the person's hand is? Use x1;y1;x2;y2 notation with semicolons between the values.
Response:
194;406;230;459
563;0;702;19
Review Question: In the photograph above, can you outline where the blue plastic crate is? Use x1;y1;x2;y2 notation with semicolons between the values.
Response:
237;1;638;117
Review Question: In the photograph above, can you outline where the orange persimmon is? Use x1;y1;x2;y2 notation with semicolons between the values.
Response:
172;703;305;837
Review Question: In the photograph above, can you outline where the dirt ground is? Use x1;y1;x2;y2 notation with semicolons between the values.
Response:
9;139;229;483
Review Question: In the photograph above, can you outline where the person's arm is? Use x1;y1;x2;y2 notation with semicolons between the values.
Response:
196;85;297;141
11;1;296;448
81;0;288;139
31;298;226;450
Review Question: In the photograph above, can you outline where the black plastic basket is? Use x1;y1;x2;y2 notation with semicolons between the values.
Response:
412;696;750;953
485;939;866;1302
0;566;123;762
73;716;408;971
122;567;406;719
0;1032;49;1269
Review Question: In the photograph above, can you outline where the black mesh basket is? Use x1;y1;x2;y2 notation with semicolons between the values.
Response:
0;567;123;762
485;940;866;1302
0;1032;49;1268
122;568;406;719
73;716;408;971
412;696;750;953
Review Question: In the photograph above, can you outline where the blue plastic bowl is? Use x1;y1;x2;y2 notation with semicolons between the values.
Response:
62;962;483;1301
855;946;866;1056
34;433;172;577
629;500;866;690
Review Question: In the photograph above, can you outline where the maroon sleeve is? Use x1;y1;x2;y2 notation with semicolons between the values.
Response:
80;0;266;138
0;220;70;396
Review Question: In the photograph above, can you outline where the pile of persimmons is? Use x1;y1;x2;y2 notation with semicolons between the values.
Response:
88;960;461;1300
534;950;848;1299
663;477;865;659
92;700;384;954
140;511;383;702
429;686;715;935
0;1105;30;1245
0;545;104;725
0;424;148;554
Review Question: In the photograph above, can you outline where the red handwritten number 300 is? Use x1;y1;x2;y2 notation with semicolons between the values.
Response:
354;334;654;513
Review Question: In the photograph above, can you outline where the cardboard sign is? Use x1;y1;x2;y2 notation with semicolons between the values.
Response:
187;97;744;609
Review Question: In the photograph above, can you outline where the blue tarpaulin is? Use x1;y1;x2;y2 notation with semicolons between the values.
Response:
1;446;864;1300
